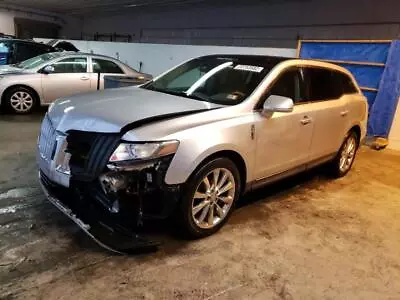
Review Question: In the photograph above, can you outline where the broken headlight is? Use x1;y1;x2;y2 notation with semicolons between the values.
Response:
109;141;179;162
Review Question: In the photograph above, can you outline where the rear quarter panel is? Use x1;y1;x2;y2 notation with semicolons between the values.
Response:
347;93;368;141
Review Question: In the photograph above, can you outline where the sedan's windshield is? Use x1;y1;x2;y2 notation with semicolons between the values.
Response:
15;52;63;69
142;55;284;105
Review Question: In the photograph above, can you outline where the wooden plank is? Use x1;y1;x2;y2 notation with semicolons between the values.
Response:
296;40;302;58
300;39;392;43
310;58;385;67
360;86;378;92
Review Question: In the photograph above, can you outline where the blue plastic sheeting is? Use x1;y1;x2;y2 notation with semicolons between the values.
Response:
338;64;384;89
0;42;8;65
368;41;400;137
0;53;7;65
300;42;390;63
363;90;377;109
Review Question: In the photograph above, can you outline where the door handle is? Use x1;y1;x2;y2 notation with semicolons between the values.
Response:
340;110;349;117
80;76;90;81
300;116;312;125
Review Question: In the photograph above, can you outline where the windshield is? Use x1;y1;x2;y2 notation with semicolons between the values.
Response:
15;52;63;69
142;55;283;105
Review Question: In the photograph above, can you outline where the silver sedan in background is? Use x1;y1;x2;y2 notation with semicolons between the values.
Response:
0;52;152;114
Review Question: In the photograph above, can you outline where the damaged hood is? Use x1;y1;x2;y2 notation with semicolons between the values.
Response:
0;65;33;75
48;86;221;133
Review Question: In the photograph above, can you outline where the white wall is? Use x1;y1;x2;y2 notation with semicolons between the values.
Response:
0;10;15;35
35;38;296;76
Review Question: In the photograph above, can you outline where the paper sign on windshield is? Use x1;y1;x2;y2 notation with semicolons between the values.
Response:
234;65;264;73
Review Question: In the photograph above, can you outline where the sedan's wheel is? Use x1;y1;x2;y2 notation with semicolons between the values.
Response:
4;87;36;114
329;131;359;178
178;158;241;238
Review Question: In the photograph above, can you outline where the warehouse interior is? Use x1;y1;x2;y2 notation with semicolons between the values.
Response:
0;0;400;299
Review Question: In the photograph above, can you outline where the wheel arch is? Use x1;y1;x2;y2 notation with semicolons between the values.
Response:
189;150;247;194
165;146;249;193
1;84;41;107
348;124;361;145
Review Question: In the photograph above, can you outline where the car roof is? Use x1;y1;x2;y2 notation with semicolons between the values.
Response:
0;38;52;45
58;51;123;61
197;54;290;66
197;54;351;76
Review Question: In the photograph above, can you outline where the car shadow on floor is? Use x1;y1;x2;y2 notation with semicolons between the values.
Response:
237;166;330;209
34;166;332;256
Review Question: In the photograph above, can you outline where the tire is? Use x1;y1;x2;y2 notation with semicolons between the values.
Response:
328;130;359;178
3;86;37;114
177;157;241;239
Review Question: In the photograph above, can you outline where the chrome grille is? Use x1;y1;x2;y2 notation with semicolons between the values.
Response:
38;115;57;162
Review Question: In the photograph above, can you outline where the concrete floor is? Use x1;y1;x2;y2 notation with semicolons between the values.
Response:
0;111;400;300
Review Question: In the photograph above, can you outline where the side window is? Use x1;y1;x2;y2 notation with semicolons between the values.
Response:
92;59;124;74
52;57;88;73
303;67;343;101
268;68;305;103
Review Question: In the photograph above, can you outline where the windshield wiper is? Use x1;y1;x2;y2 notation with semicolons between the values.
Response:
149;87;210;102
186;92;210;102
163;90;207;101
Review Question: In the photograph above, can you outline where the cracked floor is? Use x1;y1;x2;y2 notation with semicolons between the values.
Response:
0;111;400;300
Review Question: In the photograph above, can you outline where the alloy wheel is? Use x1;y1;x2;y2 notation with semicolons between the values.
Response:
10;91;34;113
339;135;357;173
191;168;236;229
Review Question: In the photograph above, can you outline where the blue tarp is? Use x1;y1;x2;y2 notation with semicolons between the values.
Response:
0;42;9;65
299;41;391;113
0;52;7;65
368;41;400;137
337;64;384;89
300;42;390;63
363;90;378;108
299;40;400;137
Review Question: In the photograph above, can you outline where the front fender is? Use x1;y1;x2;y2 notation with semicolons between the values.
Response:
0;77;43;105
164;116;256;185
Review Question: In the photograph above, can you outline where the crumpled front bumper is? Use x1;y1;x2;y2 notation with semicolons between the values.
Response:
39;171;160;254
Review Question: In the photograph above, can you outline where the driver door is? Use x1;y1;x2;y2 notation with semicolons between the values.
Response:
254;67;316;180
41;56;91;103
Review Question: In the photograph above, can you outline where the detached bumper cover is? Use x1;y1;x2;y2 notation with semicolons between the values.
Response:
39;171;160;254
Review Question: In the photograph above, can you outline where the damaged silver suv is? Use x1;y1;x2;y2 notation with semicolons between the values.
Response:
37;55;368;253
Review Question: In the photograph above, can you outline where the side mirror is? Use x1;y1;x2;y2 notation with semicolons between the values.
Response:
262;95;294;113
42;65;55;74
